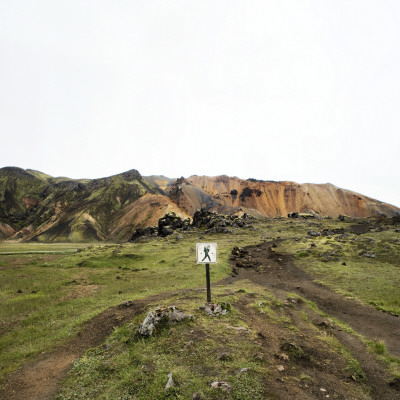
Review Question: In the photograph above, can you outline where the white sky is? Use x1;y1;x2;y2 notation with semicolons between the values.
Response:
1;1;399;207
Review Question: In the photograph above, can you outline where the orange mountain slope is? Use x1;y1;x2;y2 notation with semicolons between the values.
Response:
179;175;400;218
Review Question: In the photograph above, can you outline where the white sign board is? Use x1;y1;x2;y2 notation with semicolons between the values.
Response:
196;243;217;264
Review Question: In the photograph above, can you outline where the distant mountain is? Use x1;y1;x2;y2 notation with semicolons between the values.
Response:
0;167;399;242
180;175;400;218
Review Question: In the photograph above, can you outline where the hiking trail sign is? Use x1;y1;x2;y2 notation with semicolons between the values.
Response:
196;243;217;303
196;243;217;264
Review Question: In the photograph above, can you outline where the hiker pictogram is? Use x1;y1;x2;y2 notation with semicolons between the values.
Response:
196;243;217;264
202;245;211;262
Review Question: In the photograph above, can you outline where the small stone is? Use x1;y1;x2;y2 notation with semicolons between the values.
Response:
276;353;290;361
226;325;248;332
165;373;175;391
210;381;231;392
118;300;135;308
17;289;22;293
320;388;327;392
239;367;251;373
217;352;232;361
277;365;285;372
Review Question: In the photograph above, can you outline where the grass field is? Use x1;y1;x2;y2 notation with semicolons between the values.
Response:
0;227;266;384
1;217;400;398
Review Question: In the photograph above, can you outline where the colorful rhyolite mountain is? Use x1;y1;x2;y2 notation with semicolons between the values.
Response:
0;167;398;242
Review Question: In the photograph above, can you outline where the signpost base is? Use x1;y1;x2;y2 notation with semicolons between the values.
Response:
205;263;211;303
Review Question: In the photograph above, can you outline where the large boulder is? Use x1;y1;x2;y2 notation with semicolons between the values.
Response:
138;306;193;337
158;212;190;237
192;209;253;234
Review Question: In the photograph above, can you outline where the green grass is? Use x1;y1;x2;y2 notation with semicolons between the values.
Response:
0;228;264;384
1;217;400;396
56;280;374;400
56;290;269;400
278;225;400;315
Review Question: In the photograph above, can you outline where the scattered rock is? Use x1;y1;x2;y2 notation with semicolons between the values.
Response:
158;211;191;237
286;297;302;304
238;367;251;373
138;306;193;337
159;226;174;237
217;352;232;361
118;300;135;308
276;365;285;372
362;252;376;258
318;320;334;329
289;212;317;219
280;342;307;360
275;353;290;361
17;289;22;293
165;373;175;391
210;381;231;392
192;209;253;234
199;302;230;316
226;325;248;332
308;230;321;237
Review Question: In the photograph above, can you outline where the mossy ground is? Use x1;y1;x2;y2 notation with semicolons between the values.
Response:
1;216;400;398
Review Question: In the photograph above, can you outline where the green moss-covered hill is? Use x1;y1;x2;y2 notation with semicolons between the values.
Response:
1;167;399;242
0;167;172;242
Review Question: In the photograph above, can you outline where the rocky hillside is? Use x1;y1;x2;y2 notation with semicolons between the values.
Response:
180;175;400;218
0;167;184;242
0;167;399;242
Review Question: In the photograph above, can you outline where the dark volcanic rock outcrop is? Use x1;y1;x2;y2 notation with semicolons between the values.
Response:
158;211;190;237
192;209;254;234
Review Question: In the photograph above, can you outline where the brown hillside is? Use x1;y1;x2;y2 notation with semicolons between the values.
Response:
185;175;400;218
110;193;191;241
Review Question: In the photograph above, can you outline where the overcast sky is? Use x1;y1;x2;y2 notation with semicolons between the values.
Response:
1;1;399;207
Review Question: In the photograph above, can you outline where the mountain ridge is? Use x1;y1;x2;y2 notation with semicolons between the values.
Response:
0;166;399;242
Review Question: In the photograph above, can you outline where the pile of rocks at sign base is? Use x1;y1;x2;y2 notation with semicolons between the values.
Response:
199;302;230;316
138;306;193;337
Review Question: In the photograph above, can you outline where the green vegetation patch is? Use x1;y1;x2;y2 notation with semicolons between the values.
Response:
57;292;269;400
0;229;263;384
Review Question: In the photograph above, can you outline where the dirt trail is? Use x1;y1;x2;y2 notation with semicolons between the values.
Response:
2;240;400;400
230;240;400;399
231;241;400;358
0;293;169;400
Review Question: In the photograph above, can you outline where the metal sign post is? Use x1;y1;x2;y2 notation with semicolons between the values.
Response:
196;243;217;303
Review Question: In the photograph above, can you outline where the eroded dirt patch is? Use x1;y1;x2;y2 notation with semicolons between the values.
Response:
230;240;400;399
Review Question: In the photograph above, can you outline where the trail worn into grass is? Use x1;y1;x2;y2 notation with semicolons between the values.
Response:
2;239;400;400
0;293;171;400
230;240;400;399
